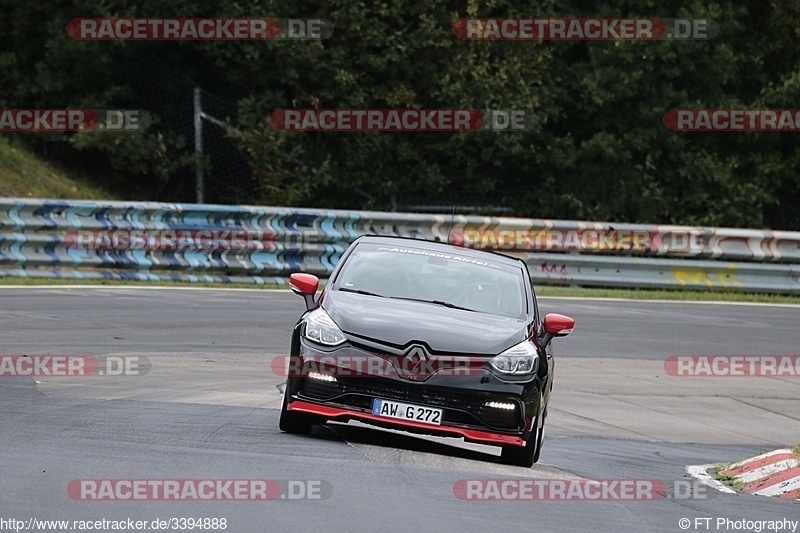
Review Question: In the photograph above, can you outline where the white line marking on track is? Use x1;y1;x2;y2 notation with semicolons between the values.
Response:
1;285;799;307
0;285;290;292
686;464;737;494
539;296;800;308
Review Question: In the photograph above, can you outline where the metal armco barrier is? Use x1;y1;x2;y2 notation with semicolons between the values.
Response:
0;198;798;293
525;254;800;293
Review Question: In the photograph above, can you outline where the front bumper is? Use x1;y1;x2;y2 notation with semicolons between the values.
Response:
287;399;526;446
285;340;543;447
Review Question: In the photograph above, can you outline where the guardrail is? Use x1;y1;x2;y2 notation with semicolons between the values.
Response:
525;254;799;293
0;198;798;293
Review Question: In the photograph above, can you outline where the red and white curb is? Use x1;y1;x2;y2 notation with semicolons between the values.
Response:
722;449;800;499
689;449;800;500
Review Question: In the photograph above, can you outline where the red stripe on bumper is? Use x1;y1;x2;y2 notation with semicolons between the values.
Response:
287;399;525;447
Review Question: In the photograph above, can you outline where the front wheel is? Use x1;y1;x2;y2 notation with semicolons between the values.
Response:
501;424;540;467
532;418;546;463
501;396;546;467
279;384;316;434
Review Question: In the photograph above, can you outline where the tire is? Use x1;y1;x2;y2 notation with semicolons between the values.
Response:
501;424;539;467
501;396;546;467
279;384;315;434
532;418;545;463
532;396;549;463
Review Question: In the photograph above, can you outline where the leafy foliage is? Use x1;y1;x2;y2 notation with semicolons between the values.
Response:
0;0;798;228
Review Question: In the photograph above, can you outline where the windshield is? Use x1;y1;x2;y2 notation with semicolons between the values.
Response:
333;242;527;319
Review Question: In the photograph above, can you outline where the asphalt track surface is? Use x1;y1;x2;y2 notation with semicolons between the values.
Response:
1;287;799;532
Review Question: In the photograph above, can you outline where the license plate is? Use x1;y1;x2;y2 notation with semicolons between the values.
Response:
372;398;443;425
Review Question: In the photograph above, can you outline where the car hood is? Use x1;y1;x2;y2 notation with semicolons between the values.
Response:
321;290;529;355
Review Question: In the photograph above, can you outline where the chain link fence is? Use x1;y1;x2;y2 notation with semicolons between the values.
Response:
127;59;255;204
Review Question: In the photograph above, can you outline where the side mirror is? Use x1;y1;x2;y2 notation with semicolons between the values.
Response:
289;273;319;310
540;313;575;347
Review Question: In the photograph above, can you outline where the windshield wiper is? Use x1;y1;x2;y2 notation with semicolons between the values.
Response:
338;287;385;298
389;296;476;312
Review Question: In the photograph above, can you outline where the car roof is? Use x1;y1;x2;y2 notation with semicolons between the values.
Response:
351;235;526;268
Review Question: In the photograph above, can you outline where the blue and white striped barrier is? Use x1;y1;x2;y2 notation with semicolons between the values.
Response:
0;198;798;293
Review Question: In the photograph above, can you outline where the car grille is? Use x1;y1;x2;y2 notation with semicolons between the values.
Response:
297;375;522;431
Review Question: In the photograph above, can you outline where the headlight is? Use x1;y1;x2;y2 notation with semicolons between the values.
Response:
489;340;539;375
303;308;346;346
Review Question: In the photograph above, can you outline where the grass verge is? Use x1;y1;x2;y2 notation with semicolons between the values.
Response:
0;137;116;199
713;466;745;492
